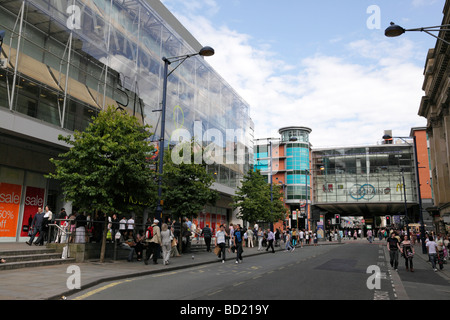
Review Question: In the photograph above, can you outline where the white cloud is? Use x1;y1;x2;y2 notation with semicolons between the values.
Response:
162;0;427;148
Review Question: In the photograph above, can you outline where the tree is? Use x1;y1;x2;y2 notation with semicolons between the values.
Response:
232;169;286;225
47;106;158;261
161;140;219;221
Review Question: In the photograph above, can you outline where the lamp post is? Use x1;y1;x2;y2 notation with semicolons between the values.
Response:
155;46;215;221
383;134;427;254
400;168;410;239
385;22;450;45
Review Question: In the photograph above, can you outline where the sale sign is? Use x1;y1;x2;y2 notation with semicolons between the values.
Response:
20;186;45;237
0;182;22;237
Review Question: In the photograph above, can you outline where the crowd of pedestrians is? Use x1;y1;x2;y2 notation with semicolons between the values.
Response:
22;206;450;274
385;228;449;273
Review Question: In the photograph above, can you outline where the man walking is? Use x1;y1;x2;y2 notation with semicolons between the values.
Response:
426;235;440;272
145;219;161;265
233;224;244;263
215;224;228;263
387;232;401;271
26;207;44;245
266;228;275;253
367;229;373;243
201;224;213;252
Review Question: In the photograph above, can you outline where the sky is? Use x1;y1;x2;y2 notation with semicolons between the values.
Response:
160;0;445;148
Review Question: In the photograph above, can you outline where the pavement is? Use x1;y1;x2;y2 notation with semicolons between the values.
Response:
0;237;448;300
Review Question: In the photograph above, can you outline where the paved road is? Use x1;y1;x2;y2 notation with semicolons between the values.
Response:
69;241;450;301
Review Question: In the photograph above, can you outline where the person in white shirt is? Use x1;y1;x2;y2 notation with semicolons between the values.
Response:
299;230;305;248
119;216;127;239
127;216;135;234
426;235;439;272
215;224;228;263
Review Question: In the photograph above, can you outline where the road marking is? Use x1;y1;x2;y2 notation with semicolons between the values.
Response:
208;290;223;296
73;280;132;300
153;271;178;277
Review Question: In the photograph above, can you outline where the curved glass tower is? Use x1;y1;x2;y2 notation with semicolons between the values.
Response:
254;126;312;230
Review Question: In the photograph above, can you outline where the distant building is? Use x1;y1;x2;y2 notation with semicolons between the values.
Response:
418;0;450;234
254;126;312;231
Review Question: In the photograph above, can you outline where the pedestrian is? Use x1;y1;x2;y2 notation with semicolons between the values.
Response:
37;205;52;245
305;231;310;245
215;224;228;263
74;212;87;243
246;227;254;248
201;224;213;252
26;207;44;246
387;232;401;271
400;235;415;272
110;213;119;243
160;223;172;265
123;230;136;262
54;208;67;243
426;235;442;271
144;219;161;265
367;229;373;243
119;216;127;239
444;235;449;261
266;229;276;253
313;231;318;246
233;224;244;263
134;231;144;261
292;228;298;247
126;216;135;234
257;227;264;251
58;209;70;243
274;229;281;247
299;229;305;248
284;229;294;252
228;223;235;251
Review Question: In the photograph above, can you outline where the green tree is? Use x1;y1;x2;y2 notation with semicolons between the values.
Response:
232;169;286;225
47;106;158;261
161;140;219;221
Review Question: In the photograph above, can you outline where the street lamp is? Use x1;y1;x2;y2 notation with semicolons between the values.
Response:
383;134;427;254
400;167;410;238
155;46;215;221
385;22;450;45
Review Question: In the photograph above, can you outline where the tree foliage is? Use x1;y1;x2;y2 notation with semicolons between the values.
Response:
47;106;158;215
161;140;219;220
232;169;286;224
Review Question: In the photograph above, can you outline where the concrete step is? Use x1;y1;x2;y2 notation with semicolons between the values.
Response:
0;258;76;271
0;246;75;271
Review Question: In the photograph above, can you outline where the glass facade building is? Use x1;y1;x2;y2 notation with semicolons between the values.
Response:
254;127;312;229
312;143;418;215
0;0;253;241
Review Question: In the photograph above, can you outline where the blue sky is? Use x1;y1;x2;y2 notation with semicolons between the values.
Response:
161;0;445;147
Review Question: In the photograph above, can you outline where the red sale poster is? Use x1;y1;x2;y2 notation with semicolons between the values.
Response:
0;183;22;237
20;186;45;237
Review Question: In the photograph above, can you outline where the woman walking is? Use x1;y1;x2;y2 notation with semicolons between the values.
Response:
401;235;415;272
257;228;264;251
160;223;173;265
